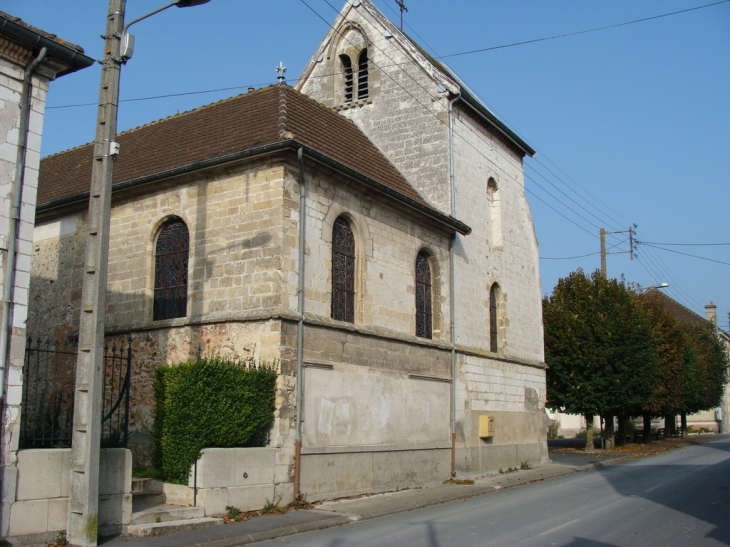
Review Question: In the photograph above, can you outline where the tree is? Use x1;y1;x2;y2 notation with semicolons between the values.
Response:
686;322;729;414
544;269;657;451
634;292;690;440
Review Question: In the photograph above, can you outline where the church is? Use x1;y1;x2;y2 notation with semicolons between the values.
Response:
29;0;547;502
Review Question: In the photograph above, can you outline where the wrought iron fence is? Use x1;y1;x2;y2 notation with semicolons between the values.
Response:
20;334;132;449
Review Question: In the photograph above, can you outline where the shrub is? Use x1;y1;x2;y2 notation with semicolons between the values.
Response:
153;355;277;484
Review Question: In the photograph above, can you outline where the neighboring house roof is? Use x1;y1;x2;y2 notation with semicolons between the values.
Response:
654;292;730;342
38;84;471;234
0;11;94;76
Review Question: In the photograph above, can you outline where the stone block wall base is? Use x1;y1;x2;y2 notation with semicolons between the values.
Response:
300;448;451;501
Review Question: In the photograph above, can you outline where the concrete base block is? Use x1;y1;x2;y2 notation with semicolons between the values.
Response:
227;484;275;513
300;448;450;500
456;442;549;475
163;483;193;506
16;449;66;500
9;499;49;536
197;488;228;516
191;448;276;488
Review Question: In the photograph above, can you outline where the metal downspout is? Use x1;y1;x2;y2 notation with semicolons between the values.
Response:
448;93;461;477
293;147;307;499
0;47;48;404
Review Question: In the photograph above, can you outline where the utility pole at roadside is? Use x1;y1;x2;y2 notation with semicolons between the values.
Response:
67;2;125;545
599;226;634;277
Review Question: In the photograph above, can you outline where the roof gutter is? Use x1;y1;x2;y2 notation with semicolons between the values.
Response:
0;16;95;76
458;89;536;158
37;140;472;235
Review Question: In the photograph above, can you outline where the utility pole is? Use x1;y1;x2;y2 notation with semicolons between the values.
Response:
395;0;408;30
67;2;124;545
599;226;634;277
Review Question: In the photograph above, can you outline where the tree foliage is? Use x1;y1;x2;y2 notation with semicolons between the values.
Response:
544;269;657;419
545;269;729;429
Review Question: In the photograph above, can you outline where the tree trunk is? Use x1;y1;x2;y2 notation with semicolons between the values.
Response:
603;414;615;449
665;415;675;437
616;414;625;446
681;413;688;438
585;414;595;452
643;414;652;444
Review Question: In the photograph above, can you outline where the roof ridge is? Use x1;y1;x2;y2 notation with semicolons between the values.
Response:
41;88;280;159
277;83;289;140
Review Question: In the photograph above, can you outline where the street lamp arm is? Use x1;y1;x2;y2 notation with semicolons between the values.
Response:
123;1;177;34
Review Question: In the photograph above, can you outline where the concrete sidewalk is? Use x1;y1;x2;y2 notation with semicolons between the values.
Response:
100;451;623;547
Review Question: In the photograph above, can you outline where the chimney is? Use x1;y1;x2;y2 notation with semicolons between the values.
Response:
705;302;717;327
248;87;255;93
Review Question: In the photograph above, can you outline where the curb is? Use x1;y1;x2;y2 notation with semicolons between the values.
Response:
171;514;355;547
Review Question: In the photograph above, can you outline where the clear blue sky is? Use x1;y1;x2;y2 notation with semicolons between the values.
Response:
9;0;730;327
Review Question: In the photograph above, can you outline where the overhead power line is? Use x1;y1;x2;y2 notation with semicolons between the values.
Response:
440;0;730;59
637;241;730;247
638;243;730;267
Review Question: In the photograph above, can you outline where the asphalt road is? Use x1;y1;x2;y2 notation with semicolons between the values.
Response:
256;439;730;546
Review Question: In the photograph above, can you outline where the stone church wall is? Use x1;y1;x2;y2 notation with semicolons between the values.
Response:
451;106;544;362
297;164;452;339
299;3;453;214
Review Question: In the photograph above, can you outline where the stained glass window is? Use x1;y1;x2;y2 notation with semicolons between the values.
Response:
332;217;355;322
153;219;189;321
415;251;432;339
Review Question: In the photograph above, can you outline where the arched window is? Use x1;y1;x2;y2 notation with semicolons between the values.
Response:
340;54;354;103
489;283;500;352
331;217;355;322
153;218;189;321
357;49;369;100
487;178;502;248
415;251;432;339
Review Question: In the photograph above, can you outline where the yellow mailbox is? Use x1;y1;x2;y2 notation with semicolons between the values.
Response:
479;415;494;438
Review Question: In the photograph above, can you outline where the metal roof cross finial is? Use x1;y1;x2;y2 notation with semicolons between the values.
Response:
276;61;287;82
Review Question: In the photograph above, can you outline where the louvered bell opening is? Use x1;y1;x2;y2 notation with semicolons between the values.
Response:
340;54;354;103
358;49;369;100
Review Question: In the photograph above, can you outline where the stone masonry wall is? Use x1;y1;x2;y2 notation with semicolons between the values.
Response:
451;107;544;362
297;162;452;338
299;2;453;213
0;57;51;537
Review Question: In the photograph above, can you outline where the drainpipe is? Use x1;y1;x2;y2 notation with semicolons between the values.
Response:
448;93;461;477
293;147;307;499
0;47;48;405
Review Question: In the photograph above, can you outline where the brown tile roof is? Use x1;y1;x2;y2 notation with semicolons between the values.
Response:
38;85;430;210
654;292;713;328
0;11;86;53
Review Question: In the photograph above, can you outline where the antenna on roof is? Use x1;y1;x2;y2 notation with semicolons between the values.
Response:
276;61;287;83
395;0;408;31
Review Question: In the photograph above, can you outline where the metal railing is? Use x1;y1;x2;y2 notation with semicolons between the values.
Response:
20;334;132;449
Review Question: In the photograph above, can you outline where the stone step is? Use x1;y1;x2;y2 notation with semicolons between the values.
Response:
127;517;222;537
131;504;205;525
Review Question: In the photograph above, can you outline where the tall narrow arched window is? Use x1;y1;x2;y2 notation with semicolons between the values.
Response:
489;283;500;352
415;251;432;339
487;178;502;248
340;54;354;103
357;49;369;100
331;217;355;322
153;218;189;321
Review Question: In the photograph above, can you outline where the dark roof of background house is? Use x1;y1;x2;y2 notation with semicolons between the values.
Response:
39;85;430;210
655;292;716;328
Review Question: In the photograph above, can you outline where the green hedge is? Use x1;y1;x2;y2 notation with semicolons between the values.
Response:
153;356;277;484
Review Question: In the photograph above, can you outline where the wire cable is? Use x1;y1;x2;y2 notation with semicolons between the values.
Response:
440;0;730;59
